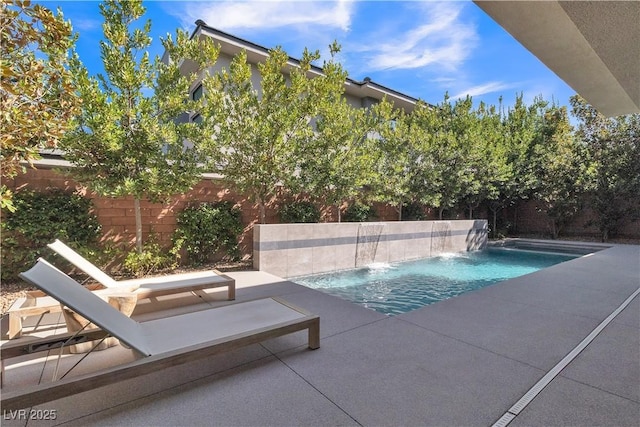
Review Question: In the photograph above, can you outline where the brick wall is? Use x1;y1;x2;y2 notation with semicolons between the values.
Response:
8;166;260;254
504;199;640;240
6;166;402;257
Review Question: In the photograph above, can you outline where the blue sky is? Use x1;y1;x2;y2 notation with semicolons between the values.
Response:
43;0;576;111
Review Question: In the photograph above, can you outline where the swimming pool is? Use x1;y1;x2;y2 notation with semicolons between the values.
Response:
293;248;580;315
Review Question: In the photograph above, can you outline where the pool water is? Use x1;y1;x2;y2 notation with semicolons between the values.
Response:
293;248;579;315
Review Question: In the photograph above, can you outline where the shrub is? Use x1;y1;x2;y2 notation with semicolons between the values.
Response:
1;189;102;281
279;201;320;223
343;202;376;222
123;238;176;277
401;202;426;221
172;201;243;265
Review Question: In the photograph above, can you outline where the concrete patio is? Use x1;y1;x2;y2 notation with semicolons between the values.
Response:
2;243;638;426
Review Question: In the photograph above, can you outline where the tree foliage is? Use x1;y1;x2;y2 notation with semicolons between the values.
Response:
421;95;475;219
6;0;639;265
0;0;79;211
486;95;540;234
1;189;101;280
200;44;348;223
533;104;586;238
571;96;640;241
368;99;416;220
61;0;219;251
299;58;377;221
459;101;511;218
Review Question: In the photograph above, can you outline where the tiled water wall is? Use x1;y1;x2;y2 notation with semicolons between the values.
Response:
253;220;488;278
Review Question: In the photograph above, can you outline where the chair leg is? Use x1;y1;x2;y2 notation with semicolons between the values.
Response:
308;319;320;350
8;314;22;340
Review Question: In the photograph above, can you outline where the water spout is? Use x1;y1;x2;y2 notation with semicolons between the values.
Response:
355;223;385;267
431;221;452;255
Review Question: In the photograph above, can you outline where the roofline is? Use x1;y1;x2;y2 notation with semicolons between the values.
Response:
191;20;423;110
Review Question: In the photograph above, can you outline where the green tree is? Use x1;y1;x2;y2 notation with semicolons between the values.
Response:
302;96;378;222
488;94;543;236
534;104;586;238
368;99;414;220
403;101;441;214
201;44;347;223
0;0;79;211
422;95;474;219
571;95;640;241
302;102;376;221
291;43;376;222
459;101;511;219
61;0;219;252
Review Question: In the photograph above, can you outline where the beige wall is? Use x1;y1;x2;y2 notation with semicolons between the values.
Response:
253;220;488;278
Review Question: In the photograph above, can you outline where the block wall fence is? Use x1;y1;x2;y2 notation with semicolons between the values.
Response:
4;166;638;260
254;220;488;278
4;166;403;256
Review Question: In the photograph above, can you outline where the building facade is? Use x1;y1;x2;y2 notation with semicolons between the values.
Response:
165;20;420;126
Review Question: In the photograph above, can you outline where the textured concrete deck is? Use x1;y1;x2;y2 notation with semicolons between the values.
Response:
2;244;638;426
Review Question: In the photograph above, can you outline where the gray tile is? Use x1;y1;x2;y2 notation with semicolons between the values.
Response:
233;280;309;301
0;412;28;427
260;288;386;354
511;376;640;427
26;345;271;426
281;317;544;426
560;322;640;402
400;291;601;370
473;263;638;322
64;356;357;427
612;295;640;329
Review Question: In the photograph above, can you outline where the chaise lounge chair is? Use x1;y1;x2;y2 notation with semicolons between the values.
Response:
7;239;236;339
1;258;319;410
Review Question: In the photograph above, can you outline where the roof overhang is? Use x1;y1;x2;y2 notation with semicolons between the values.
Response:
474;1;640;117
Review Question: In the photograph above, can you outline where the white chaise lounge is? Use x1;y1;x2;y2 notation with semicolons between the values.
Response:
7;240;235;338
1;258;319;410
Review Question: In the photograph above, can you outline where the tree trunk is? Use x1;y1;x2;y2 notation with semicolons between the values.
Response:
439;207;444;220
134;198;143;253
492;209;498;239
397;203;402;221
259;200;266;224
337;204;341;223
468;205;474;219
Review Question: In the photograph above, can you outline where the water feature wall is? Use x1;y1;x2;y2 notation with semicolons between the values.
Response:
254;220;488;278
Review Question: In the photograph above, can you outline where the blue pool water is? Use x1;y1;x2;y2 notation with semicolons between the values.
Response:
293;248;579;315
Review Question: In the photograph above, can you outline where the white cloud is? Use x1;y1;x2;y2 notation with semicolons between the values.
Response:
451;81;519;99
175;0;354;32
361;2;477;72
430;76;457;84
72;18;101;32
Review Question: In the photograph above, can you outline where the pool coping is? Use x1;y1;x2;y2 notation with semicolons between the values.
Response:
488;237;613;254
